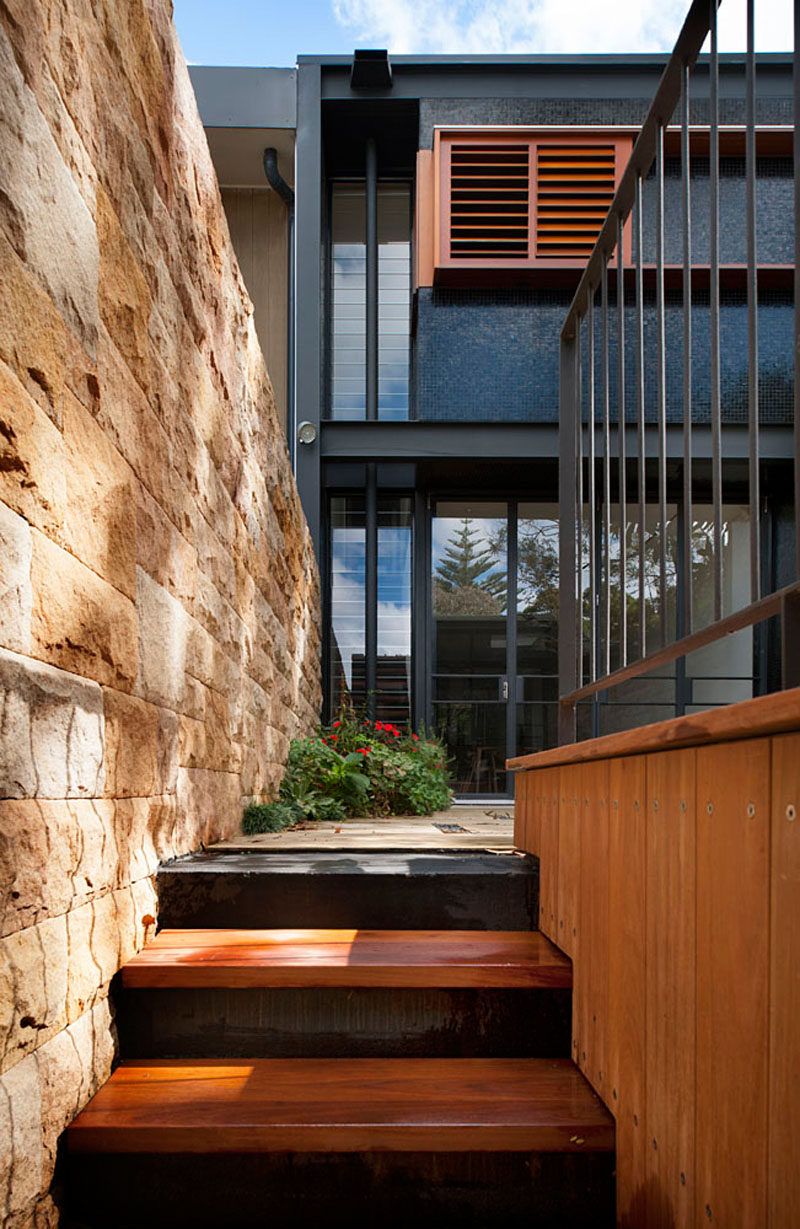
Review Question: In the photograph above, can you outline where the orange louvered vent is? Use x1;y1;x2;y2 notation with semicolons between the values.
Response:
448;143;530;260
535;143;617;258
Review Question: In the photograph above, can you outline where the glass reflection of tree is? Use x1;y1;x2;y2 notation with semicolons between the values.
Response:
434;518;507;615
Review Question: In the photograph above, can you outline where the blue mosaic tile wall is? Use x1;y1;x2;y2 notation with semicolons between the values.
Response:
414;288;793;425
639;159;794;265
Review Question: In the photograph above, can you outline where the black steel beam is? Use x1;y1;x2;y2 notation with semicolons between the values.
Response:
320;421;794;463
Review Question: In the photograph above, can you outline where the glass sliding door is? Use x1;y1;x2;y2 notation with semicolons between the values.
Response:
432;502;509;796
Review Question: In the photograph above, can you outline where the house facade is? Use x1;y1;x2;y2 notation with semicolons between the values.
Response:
190;52;795;798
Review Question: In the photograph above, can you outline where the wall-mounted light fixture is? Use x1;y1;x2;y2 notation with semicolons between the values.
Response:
297;420;318;445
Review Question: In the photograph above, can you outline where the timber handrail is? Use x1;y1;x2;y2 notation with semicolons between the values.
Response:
508;683;800;771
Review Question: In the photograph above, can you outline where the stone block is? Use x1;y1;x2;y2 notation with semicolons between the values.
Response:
134;478;197;606
176;766;241;846
93;327;178;523
111;798;159;886
62;390;137;600
96;187;152;393
30;530;138;690
0;21;99;355
36;996;115;1191
0;915;68;1070
0;361;67;539
0;1054;43;1218
0;501;32;654
0;234;96;431
133;565;189;710
102;687;160;797
0;647;104;799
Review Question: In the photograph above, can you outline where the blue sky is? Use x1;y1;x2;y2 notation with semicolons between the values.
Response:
173;0;793;66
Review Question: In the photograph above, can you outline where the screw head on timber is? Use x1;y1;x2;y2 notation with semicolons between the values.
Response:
633;1114;638;1127
706;1205;713;1220
653;799;659;811
747;803;756;818
680;800;687;812
787;805;796;822
680;1173;686;1186
707;803;714;815
612;1087;618;1100
634;799;640;809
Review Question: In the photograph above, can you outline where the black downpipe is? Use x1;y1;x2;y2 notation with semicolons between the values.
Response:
263;148;296;465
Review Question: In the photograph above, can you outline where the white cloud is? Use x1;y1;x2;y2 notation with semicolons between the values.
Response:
332;0;793;55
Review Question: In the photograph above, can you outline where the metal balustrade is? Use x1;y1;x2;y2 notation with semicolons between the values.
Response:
557;0;800;743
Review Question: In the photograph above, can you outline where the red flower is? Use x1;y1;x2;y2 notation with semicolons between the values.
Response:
375;722;384;731
434;763;441;769
356;747;369;755
392;729;400;738
412;734;419;741
333;720;341;728
330;734;338;740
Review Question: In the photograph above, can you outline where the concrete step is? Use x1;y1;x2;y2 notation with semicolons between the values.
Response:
156;850;538;930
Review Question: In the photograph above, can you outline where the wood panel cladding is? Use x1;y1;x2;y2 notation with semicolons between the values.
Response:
512;695;800;1227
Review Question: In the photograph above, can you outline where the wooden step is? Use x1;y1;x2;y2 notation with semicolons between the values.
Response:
67;1057;613;1154
121;929;572;989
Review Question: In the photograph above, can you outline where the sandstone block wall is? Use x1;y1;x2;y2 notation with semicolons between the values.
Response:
0;0;321;1223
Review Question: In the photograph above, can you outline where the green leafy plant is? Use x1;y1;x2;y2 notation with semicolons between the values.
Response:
242;800;303;834
242;706;454;833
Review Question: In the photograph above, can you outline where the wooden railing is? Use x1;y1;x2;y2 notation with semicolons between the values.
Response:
509;687;800;1227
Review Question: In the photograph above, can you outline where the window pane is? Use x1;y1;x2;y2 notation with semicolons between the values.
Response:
329;496;365;709
329;183;410;422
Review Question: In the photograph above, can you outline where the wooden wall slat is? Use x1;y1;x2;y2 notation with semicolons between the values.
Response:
557;766;581;959
512;718;797;1225
645;748;696;1229
607;755;647;1227
513;770;530;851
768;732;800;1227
539;769;560;940
696;740;770;1227
576;760;609;1097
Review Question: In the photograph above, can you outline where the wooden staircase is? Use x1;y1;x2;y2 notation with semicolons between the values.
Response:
65;852;615;1227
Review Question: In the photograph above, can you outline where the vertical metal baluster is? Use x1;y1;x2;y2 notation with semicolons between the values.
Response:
681;60;694;637
559;330;580;745
709;0;723;620
656;122;668;647
746;0;760;603
576;327;585;687
588;292;597;683
636;174;646;659
602;258;612;676
617;214;628;666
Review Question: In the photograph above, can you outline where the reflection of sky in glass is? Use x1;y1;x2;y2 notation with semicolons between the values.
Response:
331;525;365;688
378;525;411;657
330;503;412;689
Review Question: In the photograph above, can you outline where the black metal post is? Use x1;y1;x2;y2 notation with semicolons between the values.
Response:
365;464;378;720
366;137;378;423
